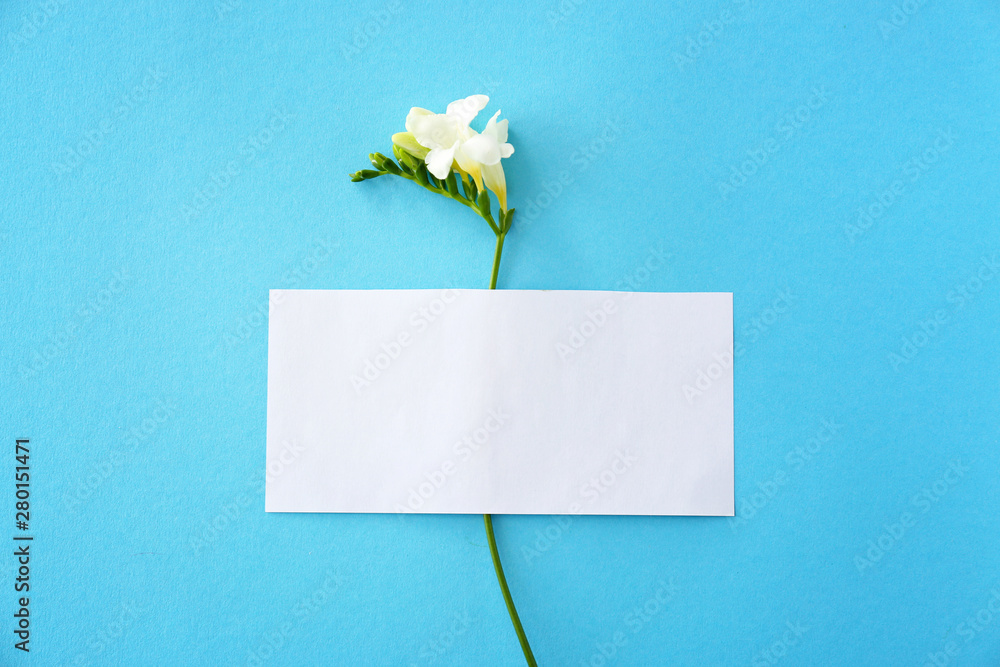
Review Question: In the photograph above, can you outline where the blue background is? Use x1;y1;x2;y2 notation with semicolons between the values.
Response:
2;1;999;665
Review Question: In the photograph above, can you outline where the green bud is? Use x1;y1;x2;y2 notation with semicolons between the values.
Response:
391;131;430;160
504;207;516;233
399;152;421;173
415;164;429;186
371;153;394;171
445;172;458;196
392;146;412;173
477;190;491;218
463;178;477;201
381;159;401;176
359;169;381;179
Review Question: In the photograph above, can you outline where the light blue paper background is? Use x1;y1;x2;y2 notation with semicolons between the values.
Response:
3;1;999;665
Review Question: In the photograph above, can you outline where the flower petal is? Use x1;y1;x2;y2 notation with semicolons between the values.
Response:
404;107;433;134
493;116;509;144
446;95;488;127
454;144;483;190
473;111;513;160
425;142;458;180
481;111;500;134
391;132;429;159
409;113;458;150
462;131;501;166
482;160;507;211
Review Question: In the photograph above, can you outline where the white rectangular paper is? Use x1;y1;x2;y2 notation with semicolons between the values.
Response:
265;289;733;515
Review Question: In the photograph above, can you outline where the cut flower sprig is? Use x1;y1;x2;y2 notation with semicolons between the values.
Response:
350;95;535;665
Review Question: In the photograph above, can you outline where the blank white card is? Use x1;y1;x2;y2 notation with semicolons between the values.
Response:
265;289;733;516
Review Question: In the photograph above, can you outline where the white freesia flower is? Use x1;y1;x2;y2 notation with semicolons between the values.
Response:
403;96;515;210
405;95;487;181
463;110;514;165
463;110;515;211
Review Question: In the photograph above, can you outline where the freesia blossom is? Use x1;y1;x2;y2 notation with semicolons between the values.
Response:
404;95;486;182
464;110;514;211
398;95;515;211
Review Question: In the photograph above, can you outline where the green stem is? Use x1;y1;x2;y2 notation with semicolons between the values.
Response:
484;226;535;666
489;232;505;290
484;515;537;666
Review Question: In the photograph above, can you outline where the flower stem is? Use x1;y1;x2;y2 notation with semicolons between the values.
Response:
489;232;505;290
484;515;537;666
484;226;536;666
